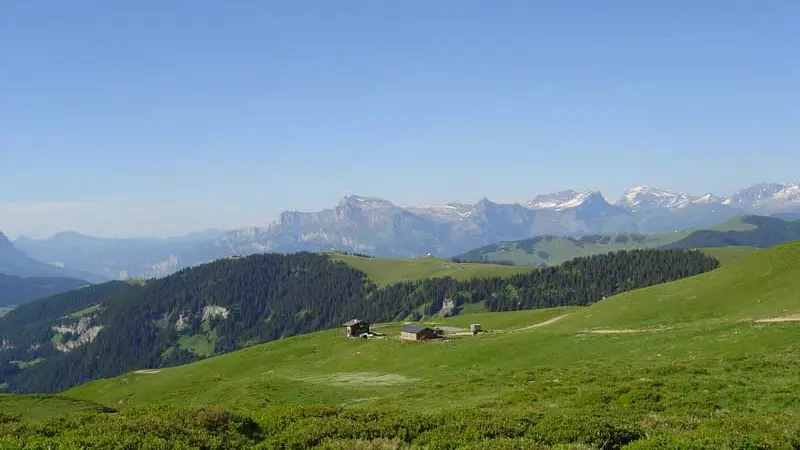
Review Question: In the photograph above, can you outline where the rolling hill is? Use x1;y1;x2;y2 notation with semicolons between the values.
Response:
662;214;800;250
453;232;684;266
0;249;716;395
455;214;795;267
36;241;798;448
327;251;532;285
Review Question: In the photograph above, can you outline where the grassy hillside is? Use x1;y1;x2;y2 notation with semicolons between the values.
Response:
698;245;759;264
455;215;796;267
55;242;800;448
0;394;113;422
328;252;532;285
3;249;713;396
663;215;800;250
453;233;686;266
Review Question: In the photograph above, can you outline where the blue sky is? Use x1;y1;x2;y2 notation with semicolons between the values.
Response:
1;1;798;238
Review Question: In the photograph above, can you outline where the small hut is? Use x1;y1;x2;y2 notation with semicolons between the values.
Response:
400;324;438;341
343;319;369;337
470;324;481;335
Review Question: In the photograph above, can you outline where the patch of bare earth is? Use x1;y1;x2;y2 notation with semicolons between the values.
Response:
754;314;800;323
511;314;569;332
588;329;659;334
299;372;418;387
134;369;161;374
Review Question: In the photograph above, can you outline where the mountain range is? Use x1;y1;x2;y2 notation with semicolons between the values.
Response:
7;182;800;280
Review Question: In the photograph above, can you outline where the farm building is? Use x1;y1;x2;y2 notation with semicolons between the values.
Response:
400;324;439;341
343;319;370;337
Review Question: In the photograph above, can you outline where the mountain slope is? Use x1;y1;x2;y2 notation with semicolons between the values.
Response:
14;182;800;282
662;215;800;250
0;249;717;393
327;252;531;285
455;214;795;266
56;243;800;449
556;239;800;329
13;230;228;280
0;232;103;282
0;274;89;307
454;232;685;266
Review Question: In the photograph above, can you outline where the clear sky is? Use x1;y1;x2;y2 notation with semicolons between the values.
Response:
1;1;798;238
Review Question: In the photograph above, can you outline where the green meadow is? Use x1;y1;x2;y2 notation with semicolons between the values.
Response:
3;242;799;448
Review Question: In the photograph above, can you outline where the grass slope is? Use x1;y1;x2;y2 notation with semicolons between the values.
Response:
455;233;689;267
664;215;800;250
0;394;113;422
455;215;781;267
67;244;800;422
699;246;759;264
328;252;532;285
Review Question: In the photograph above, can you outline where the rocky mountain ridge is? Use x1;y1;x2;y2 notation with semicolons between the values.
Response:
9;182;800;280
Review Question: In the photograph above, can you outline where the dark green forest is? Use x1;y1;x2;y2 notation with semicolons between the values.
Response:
1;249;718;394
0;274;88;308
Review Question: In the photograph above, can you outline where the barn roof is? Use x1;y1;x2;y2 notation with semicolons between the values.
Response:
343;319;365;327
401;324;431;334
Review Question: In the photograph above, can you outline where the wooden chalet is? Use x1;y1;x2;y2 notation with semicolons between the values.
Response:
343;319;370;337
399;324;438;341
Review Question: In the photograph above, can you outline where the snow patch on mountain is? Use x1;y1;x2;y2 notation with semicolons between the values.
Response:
408;203;475;220
340;195;396;210
618;186;693;211
524;190;609;211
725;183;800;211
693;193;723;204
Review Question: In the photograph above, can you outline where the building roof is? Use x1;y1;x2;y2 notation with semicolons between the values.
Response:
343;319;366;327
401;324;431;334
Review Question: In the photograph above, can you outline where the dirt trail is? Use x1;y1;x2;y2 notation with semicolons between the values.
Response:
133;369;161;374
754;314;800;323
588;329;657;334
510;314;569;332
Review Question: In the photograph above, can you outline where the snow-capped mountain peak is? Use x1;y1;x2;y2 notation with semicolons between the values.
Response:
724;182;800;212
618;186;694;211
693;193;723;204
524;190;608;211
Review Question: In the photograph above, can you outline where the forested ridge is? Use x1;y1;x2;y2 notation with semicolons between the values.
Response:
0;249;718;393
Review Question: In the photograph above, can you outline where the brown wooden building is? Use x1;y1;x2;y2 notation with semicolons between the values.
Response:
399;324;438;341
343;319;370;337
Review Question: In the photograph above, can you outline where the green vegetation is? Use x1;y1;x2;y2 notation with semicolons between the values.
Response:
67;303;103;318
329;252;531;285
699;246;759;264
0;273;88;308
0;243;798;447
453;233;683;266
706;215;760;231
46;242;798;448
0;394;113;422
10;358;45;369
178;332;217;358
2;249;714;394
664;215;800;250
456;215;799;268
